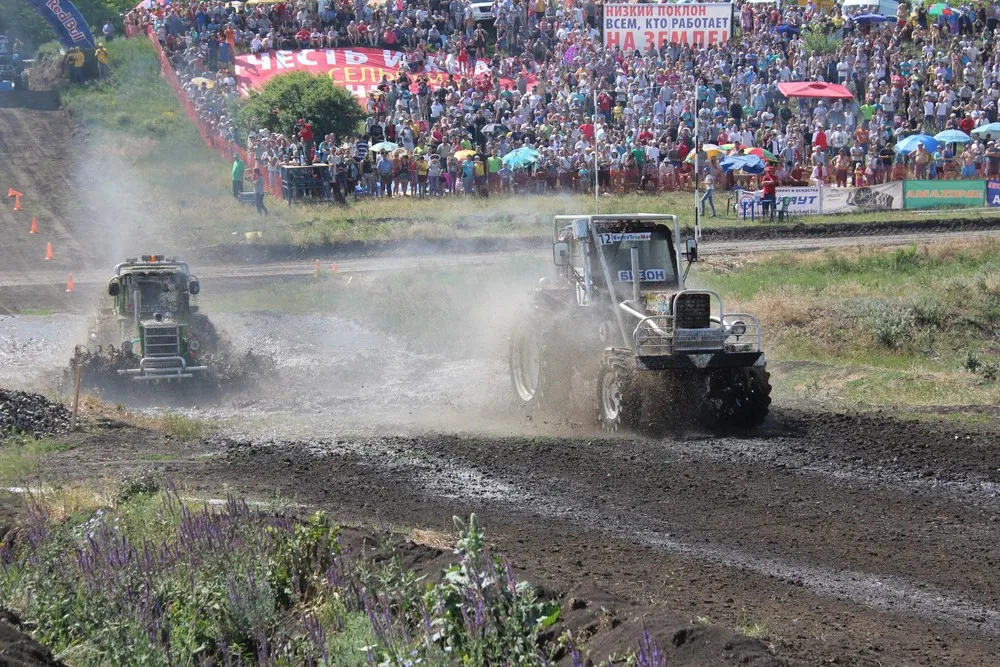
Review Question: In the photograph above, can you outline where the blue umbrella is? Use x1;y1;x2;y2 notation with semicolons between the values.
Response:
502;147;540;168
775;24;801;36
933;129;972;143
971;122;1000;139
894;133;940;154
854;13;888;22
721;154;765;174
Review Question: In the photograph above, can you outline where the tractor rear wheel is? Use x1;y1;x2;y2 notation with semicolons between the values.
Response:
693;366;771;431
509;317;571;417
597;354;641;432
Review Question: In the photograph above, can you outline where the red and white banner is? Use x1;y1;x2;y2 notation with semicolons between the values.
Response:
235;48;530;99
603;2;732;51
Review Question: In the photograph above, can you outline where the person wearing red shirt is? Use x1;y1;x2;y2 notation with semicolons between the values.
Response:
761;167;778;220
295;27;311;48
812;125;828;155
959;115;974;134
297;119;314;160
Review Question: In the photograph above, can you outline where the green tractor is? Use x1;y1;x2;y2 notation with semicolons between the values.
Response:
101;255;211;381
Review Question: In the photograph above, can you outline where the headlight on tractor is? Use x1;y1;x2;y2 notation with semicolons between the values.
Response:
729;320;747;336
188;339;200;352
121;340;133;354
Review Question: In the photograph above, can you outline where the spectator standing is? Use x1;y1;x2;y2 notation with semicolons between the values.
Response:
297;119;314;160
231;153;245;198
700;168;716;217
95;43;110;79
252;168;268;215
761;166;778;219
67;47;85;84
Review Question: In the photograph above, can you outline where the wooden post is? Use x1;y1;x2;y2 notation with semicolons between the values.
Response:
71;363;82;431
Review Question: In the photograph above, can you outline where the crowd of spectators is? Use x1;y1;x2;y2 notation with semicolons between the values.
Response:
123;0;1000;201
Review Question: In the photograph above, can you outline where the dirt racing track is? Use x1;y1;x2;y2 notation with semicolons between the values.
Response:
30;400;1000;666
2;309;994;665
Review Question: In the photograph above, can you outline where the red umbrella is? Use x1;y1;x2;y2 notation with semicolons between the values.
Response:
746;146;778;162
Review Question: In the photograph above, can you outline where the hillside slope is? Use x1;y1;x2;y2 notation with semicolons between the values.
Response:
0;95;99;275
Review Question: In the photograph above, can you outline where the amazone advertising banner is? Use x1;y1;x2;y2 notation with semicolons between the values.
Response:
988;180;1000;207
903;180;986;209
235;48;531;100
603;3;732;51
821;182;903;214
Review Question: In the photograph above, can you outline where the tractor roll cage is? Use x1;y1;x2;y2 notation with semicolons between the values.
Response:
553;214;697;350
114;260;190;276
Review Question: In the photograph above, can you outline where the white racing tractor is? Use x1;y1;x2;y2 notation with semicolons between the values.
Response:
509;214;771;433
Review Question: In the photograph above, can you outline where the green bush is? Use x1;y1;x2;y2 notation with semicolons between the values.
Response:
240;71;365;142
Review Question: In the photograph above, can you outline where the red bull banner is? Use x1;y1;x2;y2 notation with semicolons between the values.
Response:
235;48;531;99
603;2;732;51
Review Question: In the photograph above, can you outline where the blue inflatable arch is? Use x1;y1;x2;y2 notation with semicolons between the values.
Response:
23;0;96;49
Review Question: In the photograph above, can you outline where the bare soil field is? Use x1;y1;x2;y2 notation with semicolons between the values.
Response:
12;402;998;666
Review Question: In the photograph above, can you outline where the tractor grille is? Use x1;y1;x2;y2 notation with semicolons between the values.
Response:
143;324;180;357
674;293;711;329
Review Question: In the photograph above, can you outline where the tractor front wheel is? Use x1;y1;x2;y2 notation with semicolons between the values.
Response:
597;354;641;433
693;366;772;431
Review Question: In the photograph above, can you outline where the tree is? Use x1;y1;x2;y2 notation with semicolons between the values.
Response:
240;71;365;141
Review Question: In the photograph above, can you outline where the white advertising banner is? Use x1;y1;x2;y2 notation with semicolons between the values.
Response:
603;3;733;51
821;182;903;214
737;186;821;215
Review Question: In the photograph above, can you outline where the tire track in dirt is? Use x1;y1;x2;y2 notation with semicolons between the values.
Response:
213;410;1000;666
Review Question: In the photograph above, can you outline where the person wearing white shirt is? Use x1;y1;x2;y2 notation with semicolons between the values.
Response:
645;141;660;164
829;125;848;150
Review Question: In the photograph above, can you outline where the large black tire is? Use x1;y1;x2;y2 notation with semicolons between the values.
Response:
693;366;771;431
508;317;571;417
188;313;221;354
597;353;641;433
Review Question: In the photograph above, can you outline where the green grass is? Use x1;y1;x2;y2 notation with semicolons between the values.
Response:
163;413;207;440
0;437;76;485
699;240;1000;409
17;308;54;316
736;615;773;641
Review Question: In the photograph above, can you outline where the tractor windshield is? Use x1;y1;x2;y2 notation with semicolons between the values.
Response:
596;227;678;289
125;274;186;316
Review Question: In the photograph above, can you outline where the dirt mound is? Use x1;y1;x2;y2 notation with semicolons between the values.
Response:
0;611;66;667
0;388;70;438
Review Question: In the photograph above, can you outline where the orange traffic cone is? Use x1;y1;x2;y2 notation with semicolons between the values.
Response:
45;242;53;261
29;217;38;234
313;258;321;277
7;188;23;211
65;273;74;293
331;262;338;274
